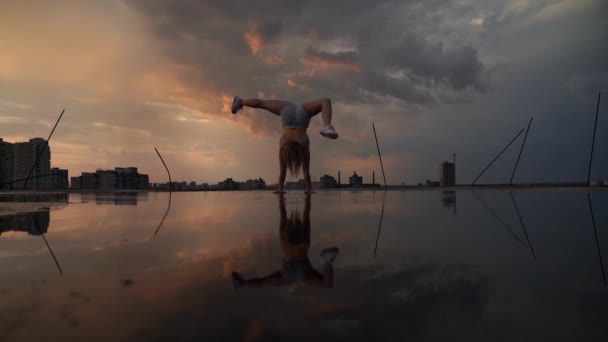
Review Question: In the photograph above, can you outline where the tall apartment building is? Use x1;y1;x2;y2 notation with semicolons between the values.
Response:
0;139;15;189
440;161;456;186
29;138;51;190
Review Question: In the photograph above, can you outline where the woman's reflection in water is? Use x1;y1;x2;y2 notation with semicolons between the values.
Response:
232;194;339;289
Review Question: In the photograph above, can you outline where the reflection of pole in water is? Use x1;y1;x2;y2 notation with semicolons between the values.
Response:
154;148;173;236
510;191;536;261
374;191;387;258
472;191;527;246
587;193;606;286
30;212;63;275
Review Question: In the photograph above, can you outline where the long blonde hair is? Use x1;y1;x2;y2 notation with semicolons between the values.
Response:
280;141;306;177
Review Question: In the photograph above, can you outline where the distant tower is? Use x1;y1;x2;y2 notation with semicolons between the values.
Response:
338;171;341;186
373;171;375;185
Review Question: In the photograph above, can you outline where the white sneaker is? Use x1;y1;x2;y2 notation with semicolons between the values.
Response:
231;271;244;289
321;247;339;263
231;96;243;114
320;125;338;139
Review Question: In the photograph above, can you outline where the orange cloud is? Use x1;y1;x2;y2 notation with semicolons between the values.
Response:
298;68;317;78
287;79;297;88
299;56;362;72
262;55;286;65
244;25;264;56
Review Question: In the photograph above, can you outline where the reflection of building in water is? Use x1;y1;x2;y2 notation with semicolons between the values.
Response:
0;193;68;203
440;161;456;186
441;191;457;216
0;210;50;236
441;191;456;206
80;192;147;205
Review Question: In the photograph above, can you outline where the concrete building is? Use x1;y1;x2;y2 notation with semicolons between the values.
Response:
81;172;96;189
72;167;148;190
50;168;69;190
70;176;81;189
96;170;116;189
349;172;363;187
440;161;456;186
219;178;239;190
13;142;32;189
0;139;14;189
244;178;266;190
320;174;337;188
29;138;51;190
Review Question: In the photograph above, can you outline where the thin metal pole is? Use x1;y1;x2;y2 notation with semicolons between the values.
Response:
587;193;606;286
374;191;387;258
372;123;387;188
587;92;601;186
154;148;172;236
23;109;65;190
510;117;533;185
510;191;536;260
472;128;525;185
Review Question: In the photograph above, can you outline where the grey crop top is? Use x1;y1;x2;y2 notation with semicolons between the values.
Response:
280;102;311;130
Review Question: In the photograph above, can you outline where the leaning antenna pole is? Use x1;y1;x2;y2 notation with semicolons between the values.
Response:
510;116;533;185
154;148;172;236
472;128;524;185
372;123;388;188
23;109;65;190
587;92;601;186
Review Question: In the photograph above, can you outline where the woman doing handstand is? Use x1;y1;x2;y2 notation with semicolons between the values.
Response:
231;96;338;194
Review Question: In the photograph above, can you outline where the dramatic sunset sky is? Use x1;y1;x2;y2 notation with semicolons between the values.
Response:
1;0;606;185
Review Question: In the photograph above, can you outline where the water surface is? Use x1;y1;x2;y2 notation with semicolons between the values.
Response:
1;190;607;341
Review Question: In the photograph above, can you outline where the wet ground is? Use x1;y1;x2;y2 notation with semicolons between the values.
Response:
0;189;607;341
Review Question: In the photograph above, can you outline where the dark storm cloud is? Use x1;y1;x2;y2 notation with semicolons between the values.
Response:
124;0;488;106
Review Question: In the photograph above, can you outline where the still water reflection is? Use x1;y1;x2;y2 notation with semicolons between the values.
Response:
232;194;338;290
0;189;607;341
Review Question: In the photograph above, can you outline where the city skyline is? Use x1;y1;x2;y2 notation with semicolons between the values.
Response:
1;1;606;186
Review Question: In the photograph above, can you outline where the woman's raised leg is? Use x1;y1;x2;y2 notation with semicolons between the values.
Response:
232;97;291;116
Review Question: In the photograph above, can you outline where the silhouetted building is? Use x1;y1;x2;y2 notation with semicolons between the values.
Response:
71;167;149;190
29;138;51;190
349;172;363;187
440;161;456;186
70;176;81;189
0;138;14;189
244;178;266;190
425;180;440;187
219;178;239;190
320;174;337;188
96;170;117;189
50;168;68;190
